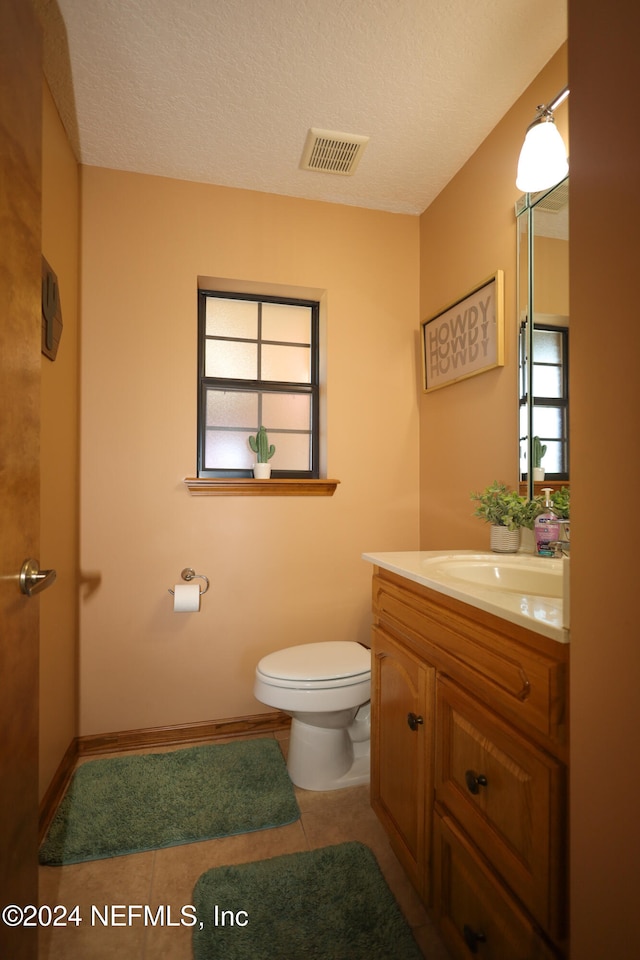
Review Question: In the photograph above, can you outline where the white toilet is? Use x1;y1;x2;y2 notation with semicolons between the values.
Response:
254;641;371;791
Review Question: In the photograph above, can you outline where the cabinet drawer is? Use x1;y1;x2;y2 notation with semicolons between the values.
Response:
433;812;560;960
373;573;568;749
436;676;565;937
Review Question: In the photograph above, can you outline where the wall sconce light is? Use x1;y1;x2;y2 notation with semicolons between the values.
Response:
516;86;569;192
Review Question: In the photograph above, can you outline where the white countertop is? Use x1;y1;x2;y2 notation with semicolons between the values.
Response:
362;550;569;644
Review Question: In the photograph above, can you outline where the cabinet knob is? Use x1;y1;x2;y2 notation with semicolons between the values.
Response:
463;924;487;953
407;712;424;731
464;769;488;795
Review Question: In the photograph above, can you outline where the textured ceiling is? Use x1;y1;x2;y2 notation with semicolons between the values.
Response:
40;0;567;215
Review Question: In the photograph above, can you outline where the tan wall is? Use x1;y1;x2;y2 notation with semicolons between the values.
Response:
39;81;80;796
534;236;569;317
78;169;420;735
569;2;640;955
419;46;568;549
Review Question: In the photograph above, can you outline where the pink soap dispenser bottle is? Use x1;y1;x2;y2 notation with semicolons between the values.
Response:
534;487;560;557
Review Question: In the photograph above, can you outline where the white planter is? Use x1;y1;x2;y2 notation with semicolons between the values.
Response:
253;463;271;479
533;467;545;482
490;525;521;554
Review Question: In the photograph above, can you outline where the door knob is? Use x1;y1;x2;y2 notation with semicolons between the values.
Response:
407;712;424;731
19;558;57;596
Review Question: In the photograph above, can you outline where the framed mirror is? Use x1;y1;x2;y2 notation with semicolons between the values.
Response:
516;177;569;500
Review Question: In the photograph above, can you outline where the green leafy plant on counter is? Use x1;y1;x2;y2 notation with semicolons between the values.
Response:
549;486;570;519
470;481;540;531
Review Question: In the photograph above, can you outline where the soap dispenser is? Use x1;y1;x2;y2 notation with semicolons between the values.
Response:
534;488;560;557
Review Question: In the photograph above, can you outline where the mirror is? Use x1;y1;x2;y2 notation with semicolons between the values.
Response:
516;177;569;500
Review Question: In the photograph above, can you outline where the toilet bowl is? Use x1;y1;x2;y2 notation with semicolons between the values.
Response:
254;641;371;791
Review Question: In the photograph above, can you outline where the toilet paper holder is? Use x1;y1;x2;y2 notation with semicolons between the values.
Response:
168;568;210;597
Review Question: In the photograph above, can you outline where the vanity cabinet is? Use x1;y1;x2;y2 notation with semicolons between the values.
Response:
369;566;568;958
370;626;435;899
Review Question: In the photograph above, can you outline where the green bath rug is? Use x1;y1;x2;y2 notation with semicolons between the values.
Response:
192;841;423;960
40;738;299;865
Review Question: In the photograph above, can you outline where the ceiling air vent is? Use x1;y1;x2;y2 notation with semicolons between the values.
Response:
300;128;369;176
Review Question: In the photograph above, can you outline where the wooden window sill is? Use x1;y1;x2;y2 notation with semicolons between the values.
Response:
518;480;570;495
183;478;340;497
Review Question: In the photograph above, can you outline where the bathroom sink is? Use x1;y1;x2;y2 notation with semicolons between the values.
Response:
420;554;563;599
363;550;568;642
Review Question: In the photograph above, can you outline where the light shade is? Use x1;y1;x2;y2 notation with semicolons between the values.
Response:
516;116;568;193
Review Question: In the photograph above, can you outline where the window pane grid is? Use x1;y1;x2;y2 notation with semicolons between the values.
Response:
198;291;319;478
519;323;569;481
203;428;313;472
204;304;312;384
203;386;313;433
204;339;312;380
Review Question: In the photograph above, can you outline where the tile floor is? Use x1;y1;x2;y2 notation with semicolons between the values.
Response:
38;732;451;959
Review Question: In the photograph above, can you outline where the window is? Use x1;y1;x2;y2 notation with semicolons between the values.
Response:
197;291;320;478
520;323;569;480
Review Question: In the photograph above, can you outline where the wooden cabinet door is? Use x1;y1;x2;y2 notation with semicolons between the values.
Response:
371;625;435;899
434;812;559;960
436;676;565;936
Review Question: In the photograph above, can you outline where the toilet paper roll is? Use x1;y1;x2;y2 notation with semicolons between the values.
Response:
173;583;201;612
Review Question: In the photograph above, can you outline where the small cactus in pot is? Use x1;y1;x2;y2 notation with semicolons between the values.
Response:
532;436;547;469
532;435;547;481
249;426;275;478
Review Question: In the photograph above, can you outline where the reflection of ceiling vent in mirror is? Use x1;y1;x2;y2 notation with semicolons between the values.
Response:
535;179;569;240
538;179;569;213
300;128;369;176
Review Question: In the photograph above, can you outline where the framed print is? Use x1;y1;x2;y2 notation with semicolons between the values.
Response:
421;271;504;392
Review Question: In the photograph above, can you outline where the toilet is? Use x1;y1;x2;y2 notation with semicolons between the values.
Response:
254;641;371;791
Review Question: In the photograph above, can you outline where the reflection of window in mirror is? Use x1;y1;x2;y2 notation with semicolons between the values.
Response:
515;177;569;494
520;320;569;480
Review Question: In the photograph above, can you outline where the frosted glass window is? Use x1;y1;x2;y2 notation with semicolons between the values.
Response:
262;392;310;431
533;329;563;363
205;339;257;379
532;327;564;398
198;290;319;478
206;390;258;428
204;430;255;470
205;431;309;472
533;406;563;438
206;298;257;339
262;303;311;344
533;366;562;398
520;322;568;480
269;432;312;471
262;344;311;383
539;440;562;474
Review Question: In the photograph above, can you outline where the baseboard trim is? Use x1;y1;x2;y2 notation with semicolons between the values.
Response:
39;711;290;842
77;711;291;756
39;737;79;844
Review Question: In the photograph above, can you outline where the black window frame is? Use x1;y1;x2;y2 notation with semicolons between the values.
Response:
520;321;570;482
197;290;320;479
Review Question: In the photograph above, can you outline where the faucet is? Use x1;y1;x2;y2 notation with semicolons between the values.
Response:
548;520;570;558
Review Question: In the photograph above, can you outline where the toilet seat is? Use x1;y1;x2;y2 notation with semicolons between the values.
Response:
256;641;370;690
253;640;371;789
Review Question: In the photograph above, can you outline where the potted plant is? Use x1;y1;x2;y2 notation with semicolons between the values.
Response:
549;486;570;519
249;426;276;479
470;481;540;553
532;436;547;482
